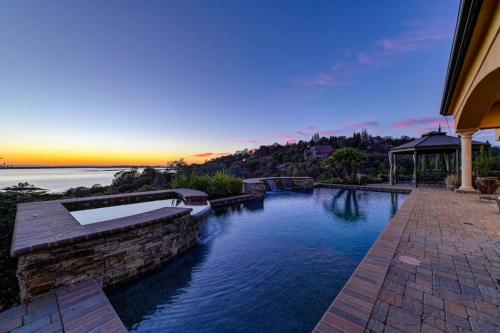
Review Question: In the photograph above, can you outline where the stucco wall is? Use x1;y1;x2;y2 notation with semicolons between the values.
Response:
450;2;500;131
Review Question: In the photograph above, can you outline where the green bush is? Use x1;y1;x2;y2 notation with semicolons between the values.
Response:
171;171;243;199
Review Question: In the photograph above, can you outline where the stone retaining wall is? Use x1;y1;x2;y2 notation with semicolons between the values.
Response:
209;194;263;208
17;211;203;300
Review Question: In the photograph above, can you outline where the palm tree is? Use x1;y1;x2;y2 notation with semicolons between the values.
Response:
321;148;366;183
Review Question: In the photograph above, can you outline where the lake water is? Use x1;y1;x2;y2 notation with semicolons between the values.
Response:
0;168;133;193
108;188;407;333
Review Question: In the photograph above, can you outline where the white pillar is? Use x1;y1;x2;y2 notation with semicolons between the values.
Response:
388;152;394;185
458;131;475;192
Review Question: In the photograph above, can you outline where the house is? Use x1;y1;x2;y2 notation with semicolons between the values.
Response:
439;0;500;192
304;145;333;159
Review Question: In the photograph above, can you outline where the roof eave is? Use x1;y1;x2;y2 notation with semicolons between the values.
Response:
439;0;484;116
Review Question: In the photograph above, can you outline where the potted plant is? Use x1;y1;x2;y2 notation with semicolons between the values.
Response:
473;146;498;194
445;174;460;191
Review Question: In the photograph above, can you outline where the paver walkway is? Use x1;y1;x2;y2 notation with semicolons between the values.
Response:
316;187;500;333
0;280;126;333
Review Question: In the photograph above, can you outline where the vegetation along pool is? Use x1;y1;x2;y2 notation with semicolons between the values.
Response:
108;188;407;332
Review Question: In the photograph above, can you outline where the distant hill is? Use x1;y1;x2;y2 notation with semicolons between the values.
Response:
180;131;417;182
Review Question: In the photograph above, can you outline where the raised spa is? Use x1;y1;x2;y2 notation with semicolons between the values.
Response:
70;198;210;225
108;187;407;332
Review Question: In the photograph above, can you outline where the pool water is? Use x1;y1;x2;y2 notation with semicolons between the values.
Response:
70;198;209;225
108;188;406;332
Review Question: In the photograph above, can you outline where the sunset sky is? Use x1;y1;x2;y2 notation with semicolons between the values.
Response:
1;0;494;166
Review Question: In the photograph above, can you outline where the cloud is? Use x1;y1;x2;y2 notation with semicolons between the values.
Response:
346;121;380;131
192;152;229;158
391;117;444;129
294;74;354;87
377;24;450;53
245;139;262;144
241;116;452;148
295;21;452;87
272;125;342;142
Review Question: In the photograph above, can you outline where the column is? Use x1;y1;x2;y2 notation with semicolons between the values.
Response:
413;151;418;187
394;154;398;184
389;152;394;185
458;131;475;192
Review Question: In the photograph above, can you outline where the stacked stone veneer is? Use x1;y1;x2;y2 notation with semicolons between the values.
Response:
17;211;203;300
12;189;209;301
243;177;314;194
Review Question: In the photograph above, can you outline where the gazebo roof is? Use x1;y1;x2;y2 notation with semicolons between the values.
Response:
391;129;487;153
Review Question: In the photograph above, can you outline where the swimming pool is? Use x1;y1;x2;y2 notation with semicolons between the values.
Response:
108;188;406;332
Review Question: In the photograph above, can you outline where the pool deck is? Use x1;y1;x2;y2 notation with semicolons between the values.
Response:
2;186;499;332
0;279;126;333
314;186;500;333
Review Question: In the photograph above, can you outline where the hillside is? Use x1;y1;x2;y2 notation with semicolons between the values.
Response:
179;131;416;183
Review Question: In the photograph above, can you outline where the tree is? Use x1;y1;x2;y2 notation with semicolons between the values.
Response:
321;148;367;183
473;146;497;176
312;132;320;143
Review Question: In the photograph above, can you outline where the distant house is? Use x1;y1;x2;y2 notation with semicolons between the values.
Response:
304;145;333;159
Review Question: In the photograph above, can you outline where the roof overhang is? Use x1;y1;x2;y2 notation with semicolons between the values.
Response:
440;0;484;116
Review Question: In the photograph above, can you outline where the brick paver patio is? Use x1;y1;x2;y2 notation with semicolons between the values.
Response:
0;280;126;333
315;187;500;333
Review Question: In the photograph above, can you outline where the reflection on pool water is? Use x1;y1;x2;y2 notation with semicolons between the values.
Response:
70;198;209;225
108;188;407;332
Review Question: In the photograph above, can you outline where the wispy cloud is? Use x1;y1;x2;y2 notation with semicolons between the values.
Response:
294;73;354;87
245;139;263;144
273;125;342;140
242;116;452;147
377;23;450;53
294;21;452;87
391;117;444;129
346;121;381;132
192;152;229;158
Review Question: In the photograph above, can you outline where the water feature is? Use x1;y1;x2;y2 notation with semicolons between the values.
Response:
265;179;277;191
108;188;407;333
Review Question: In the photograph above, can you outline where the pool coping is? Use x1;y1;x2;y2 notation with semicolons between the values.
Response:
313;184;416;333
11;189;207;257
209;193;263;207
315;182;412;194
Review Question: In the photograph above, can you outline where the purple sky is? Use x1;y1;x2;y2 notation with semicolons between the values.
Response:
1;0;494;165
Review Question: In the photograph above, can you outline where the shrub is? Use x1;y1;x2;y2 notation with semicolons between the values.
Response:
171;171;243;199
445;174;461;188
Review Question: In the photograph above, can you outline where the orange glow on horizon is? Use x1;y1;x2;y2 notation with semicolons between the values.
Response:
2;146;211;167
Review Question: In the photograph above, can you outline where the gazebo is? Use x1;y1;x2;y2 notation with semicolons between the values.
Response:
389;128;487;187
